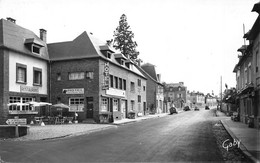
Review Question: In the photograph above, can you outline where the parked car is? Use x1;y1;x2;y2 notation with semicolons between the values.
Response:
194;106;200;111
170;107;178;114
183;106;191;111
205;106;210;110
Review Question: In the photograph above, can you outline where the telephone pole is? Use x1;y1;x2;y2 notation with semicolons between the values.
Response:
220;76;222;111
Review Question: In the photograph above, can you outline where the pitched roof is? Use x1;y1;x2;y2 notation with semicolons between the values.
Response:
48;31;146;79
136;65;162;85
48;31;100;60
0;18;49;60
141;63;158;81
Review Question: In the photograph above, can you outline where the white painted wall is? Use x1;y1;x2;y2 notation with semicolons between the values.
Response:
9;52;48;95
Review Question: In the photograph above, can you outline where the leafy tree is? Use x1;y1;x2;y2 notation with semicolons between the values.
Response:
112;14;139;60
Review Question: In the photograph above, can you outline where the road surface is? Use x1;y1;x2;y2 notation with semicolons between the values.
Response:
0;109;223;162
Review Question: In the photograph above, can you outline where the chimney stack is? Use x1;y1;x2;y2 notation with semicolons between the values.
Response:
40;29;47;42
6;17;16;24
157;74;161;82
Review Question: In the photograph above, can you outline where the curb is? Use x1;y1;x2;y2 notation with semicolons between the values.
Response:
113;113;169;126
38;125;118;141
221;120;259;163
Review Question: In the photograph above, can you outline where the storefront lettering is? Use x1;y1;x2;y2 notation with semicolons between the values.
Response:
20;85;39;94
103;62;109;90
62;88;84;94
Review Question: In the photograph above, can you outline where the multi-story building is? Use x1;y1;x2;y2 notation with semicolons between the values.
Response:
190;91;205;108
205;93;217;108
48;31;147;123
164;82;187;109
233;2;260;128
137;63;164;114
0;18;49;124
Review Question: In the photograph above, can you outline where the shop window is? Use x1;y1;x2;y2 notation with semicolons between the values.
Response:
69;72;84;80
16;63;27;83
86;71;94;79
130;82;135;92
33;67;42;86
8;97;33;111
69;98;84;105
101;98;108;112
57;73;61;81
69;97;84;112
113;99;119;111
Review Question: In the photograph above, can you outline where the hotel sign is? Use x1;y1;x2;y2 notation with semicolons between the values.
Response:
20;85;39;94
62;88;84;94
102;62;110;90
106;88;126;98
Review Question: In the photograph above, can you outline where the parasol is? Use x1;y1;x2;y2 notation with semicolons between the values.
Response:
51;103;70;116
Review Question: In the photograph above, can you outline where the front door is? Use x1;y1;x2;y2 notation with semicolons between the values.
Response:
121;100;126;119
86;97;93;118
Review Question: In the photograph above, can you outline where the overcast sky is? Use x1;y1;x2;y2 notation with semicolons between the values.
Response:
0;0;259;95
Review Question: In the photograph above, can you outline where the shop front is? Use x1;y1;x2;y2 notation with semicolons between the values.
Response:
7;85;49;124
99;88;126;123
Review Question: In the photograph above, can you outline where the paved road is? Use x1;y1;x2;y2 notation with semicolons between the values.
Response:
0;109;223;162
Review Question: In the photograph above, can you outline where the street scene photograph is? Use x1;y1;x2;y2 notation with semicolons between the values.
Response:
0;0;259;162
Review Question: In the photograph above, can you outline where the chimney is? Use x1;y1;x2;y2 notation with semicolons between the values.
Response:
6;17;16;24
157;74;161;82
40;29;47;42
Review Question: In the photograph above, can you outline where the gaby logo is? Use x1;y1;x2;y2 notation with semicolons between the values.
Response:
222;139;241;152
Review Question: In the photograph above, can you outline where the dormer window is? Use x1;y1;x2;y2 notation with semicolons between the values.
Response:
32;44;40;54
106;51;112;59
114;53;127;66
125;62;130;68
24;38;44;55
120;59;125;66
99;45;114;59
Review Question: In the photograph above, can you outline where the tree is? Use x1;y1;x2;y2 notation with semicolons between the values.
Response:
112;14;139;61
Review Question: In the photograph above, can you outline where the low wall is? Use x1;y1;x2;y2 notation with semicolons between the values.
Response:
0;125;30;138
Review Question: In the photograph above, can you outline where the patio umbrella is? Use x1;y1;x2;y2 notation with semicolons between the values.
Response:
51;103;70;116
26;101;52;107
7;102;29;106
26;101;52;116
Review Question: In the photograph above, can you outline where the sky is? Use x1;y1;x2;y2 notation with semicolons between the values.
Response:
0;0;259;95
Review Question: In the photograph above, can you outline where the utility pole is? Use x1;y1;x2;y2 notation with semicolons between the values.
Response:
220;76;222;111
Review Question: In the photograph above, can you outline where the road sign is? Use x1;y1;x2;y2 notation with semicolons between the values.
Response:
6;118;27;125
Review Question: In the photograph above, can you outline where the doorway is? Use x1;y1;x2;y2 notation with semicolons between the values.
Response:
121;100;127;119
86;97;94;118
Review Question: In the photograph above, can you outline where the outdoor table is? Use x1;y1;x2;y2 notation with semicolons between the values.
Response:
48;117;56;124
55;117;64;125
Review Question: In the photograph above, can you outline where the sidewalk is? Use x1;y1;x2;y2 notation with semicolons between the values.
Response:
219;111;260;163
2;113;169;141
113;113;169;125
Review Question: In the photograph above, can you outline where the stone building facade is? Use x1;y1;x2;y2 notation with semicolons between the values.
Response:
233;2;260;128
48;31;147;123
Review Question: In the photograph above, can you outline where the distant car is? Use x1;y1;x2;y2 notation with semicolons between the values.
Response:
205;106;210;110
170;107;178;114
183;106;191;111
194;106;200;111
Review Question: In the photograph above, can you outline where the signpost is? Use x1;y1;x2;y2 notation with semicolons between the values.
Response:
6;118;27;125
6;118;27;138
